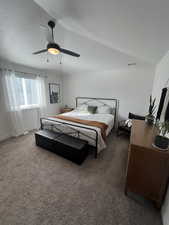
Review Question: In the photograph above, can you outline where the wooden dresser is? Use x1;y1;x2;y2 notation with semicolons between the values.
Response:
125;120;169;208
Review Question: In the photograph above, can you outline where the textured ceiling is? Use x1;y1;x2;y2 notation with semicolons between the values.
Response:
1;0;168;72
35;0;169;63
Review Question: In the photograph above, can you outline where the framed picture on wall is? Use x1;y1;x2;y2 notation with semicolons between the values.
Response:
49;83;60;104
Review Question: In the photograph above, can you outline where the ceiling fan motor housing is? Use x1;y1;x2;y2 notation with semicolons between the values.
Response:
47;43;60;50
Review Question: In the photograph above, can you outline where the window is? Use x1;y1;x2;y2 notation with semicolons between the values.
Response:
14;77;25;106
14;76;39;109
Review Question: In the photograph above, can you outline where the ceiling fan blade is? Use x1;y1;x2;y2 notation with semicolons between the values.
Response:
33;49;47;55
60;48;80;57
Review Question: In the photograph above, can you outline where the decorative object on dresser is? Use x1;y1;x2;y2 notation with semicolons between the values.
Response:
145;95;156;125
125;120;169;208
60;107;74;113
154;121;169;150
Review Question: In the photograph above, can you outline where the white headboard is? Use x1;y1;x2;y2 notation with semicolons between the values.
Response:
75;97;119;130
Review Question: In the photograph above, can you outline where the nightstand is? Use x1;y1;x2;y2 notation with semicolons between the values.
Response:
60;107;74;113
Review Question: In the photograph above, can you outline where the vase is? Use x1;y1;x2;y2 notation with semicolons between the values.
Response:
145;114;154;125
154;135;169;150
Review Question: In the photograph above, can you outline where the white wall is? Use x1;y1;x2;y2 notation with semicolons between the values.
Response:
152;51;169;225
62;67;155;119
0;60;62;141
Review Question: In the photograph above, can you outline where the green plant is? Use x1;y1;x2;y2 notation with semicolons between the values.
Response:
157;121;169;137
148;95;156;116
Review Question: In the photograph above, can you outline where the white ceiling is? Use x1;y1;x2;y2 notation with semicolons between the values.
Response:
1;0;169;73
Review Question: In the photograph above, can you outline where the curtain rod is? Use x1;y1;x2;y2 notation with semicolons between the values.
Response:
0;68;48;78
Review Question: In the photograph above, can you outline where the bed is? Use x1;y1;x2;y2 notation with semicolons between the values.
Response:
40;97;119;158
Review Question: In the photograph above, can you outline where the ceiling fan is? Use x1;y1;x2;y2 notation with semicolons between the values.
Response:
33;20;80;57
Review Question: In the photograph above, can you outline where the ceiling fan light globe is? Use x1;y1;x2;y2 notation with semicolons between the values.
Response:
47;43;60;55
48;48;60;55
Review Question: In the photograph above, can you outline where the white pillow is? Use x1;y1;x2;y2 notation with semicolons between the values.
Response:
76;104;88;112
97;105;113;114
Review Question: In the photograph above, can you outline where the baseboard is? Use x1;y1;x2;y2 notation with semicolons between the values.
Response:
0;134;12;143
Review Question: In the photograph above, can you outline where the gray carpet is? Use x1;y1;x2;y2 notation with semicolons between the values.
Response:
0;132;162;225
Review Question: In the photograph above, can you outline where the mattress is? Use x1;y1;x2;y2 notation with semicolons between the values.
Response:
41;110;114;153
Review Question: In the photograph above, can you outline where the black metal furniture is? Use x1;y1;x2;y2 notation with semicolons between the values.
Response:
75;97;119;130
118;112;145;136
118;121;131;136
35;130;88;165
40;97;119;158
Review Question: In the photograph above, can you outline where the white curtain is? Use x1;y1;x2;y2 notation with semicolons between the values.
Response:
1;69;25;136
1;69;47;137
37;76;47;116
36;76;47;128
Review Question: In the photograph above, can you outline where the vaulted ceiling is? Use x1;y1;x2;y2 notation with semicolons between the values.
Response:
1;0;169;72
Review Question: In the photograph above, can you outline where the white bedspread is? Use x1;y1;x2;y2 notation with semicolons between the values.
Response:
42;110;114;153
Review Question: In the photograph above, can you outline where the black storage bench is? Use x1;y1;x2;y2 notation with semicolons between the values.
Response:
35;130;88;165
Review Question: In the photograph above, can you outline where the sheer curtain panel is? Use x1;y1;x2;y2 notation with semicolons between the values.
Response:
1;69;25;136
1;69;47;137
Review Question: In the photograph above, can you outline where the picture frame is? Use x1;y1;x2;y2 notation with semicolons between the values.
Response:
49;83;60;104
